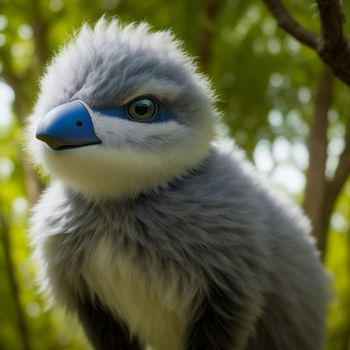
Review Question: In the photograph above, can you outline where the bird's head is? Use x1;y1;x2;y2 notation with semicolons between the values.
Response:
27;18;217;200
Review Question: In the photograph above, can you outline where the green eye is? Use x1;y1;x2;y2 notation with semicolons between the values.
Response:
127;98;159;121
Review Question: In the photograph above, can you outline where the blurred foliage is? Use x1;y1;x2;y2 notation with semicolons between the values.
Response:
0;0;350;349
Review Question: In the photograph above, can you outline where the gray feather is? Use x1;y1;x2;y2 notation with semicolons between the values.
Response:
28;18;328;350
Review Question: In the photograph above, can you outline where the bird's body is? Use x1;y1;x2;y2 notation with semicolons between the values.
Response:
28;19;328;350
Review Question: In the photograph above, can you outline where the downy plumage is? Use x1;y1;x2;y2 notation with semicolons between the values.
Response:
27;18;328;350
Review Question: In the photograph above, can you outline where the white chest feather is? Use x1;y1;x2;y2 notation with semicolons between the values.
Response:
81;237;188;350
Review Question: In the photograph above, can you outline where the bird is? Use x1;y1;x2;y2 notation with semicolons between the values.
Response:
27;18;328;350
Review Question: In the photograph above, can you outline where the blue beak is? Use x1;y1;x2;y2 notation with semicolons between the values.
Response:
36;101;101;150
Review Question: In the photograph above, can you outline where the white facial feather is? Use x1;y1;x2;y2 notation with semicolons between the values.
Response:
28;112;214;199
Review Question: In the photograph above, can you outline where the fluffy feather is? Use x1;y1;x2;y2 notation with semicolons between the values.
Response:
28;18;328;350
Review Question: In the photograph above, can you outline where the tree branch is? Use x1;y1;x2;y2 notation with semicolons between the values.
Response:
262;0;350;86
316;0;350;86
317;0;346;46
261;0;318;49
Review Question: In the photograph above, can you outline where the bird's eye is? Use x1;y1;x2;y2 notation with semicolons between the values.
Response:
127;98;159;121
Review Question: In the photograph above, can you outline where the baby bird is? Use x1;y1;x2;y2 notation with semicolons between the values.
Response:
28;19;328;350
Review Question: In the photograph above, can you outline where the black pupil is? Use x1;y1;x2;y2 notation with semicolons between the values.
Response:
135;103;149;115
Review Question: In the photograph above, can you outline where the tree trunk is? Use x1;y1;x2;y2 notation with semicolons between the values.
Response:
196;0;223;72
303;65;333;257
0;214;32;350
21;159;44;208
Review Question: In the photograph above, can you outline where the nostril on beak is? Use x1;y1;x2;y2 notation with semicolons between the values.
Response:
36;100;101;150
